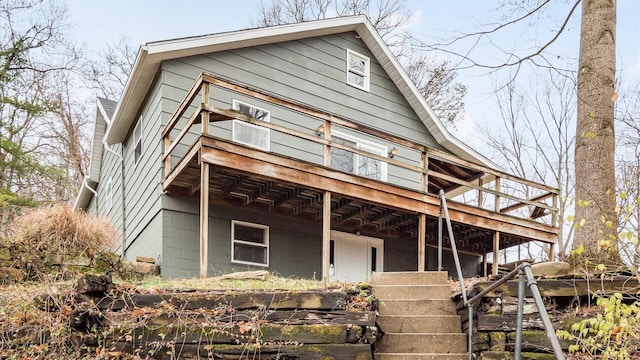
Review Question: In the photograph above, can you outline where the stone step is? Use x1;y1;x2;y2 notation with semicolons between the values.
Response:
375;353;469;360
376;333;467;353
377;315;462;333
374;284;451;300
372;271;449;286
377;299;457;316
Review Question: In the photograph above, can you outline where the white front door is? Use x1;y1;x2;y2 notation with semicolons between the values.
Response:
330;230;384;282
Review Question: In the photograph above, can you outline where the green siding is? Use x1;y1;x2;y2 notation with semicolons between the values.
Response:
125;30;460;278
161;202;322;279
122;77;164;253
92;127;124;254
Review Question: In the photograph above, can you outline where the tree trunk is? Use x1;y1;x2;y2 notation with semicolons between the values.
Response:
573;0;619;266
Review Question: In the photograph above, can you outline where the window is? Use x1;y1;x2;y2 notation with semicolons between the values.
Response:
106;176;113;211
134;117;143;164
331;132;387;181
346;49;370;91
232;99;271;151
231;220;269;267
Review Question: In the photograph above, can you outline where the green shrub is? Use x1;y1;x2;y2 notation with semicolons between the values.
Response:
557;293;640;360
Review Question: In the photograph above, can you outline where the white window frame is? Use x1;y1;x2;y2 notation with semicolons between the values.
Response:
331;131;387;181
231;220;269;267
106;176;113;211
346;49;370;92
133;117;143;165
231;99;271;151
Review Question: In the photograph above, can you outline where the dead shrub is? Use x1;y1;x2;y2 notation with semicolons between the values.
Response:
1;203;116;277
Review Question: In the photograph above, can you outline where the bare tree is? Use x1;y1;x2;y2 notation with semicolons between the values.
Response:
255;0;467;127
615;83;640;269
413;0;620;265
480;71;576;260
83;36;137;101
0;0;86;221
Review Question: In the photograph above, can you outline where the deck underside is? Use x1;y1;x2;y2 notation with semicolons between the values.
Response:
163;136;557;256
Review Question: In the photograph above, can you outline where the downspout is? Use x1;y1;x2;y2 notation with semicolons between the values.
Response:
82;176;98;213
102;139;126;258
120;145;126;259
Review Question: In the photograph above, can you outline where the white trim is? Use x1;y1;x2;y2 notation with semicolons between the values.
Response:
331;130;387;181
346;49;370;91
231;99;271;151
231;220;269;267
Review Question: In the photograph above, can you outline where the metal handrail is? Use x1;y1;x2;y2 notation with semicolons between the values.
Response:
437;190;565;360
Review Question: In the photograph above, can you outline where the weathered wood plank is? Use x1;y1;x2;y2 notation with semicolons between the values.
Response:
96;291;347;311
476;314;545;331
162;74;203;138
108;342;371;360
106;323;348;345
506;331;573;351
473;277;640;297
199;139;558;243
103;310;375;327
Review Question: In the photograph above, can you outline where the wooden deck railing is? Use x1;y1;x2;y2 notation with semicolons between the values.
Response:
162;73;560;227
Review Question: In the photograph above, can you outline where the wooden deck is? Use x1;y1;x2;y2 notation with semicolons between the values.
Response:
161;73;560;279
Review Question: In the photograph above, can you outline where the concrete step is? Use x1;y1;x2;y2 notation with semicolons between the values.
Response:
377;299;458;316
375;353;469;360
377;315;462;333
372;271;449;286
376;333;467;353
374;284;451;300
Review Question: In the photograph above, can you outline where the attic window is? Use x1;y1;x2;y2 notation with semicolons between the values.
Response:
232;99;271;151
346;49;370;92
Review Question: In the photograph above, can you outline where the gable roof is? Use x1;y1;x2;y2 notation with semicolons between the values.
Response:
104;15;492;167
73;97;117;210
89;97;117;182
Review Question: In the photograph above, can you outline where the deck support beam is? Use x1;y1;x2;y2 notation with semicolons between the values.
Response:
199;162;210;279
418;213;426;272
322;191;331;285
492;231;500;276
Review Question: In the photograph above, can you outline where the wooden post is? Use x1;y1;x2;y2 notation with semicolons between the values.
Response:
494;177;501;212
483;252;488;278
552;192;558;227
492;231;500;276
478;177;484;208
418;213;426;271
493;177;501;276
323;118;332;167
548;243;556;262
199;162;210;279
421;152;428;192
201;83;210;134
322;191;331;285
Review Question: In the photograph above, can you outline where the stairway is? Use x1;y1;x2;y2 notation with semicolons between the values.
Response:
372;271;468;360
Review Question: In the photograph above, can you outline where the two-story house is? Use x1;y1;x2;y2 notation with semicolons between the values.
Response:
74;16;559;280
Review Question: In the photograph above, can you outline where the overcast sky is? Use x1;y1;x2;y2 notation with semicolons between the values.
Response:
64;0;640;145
